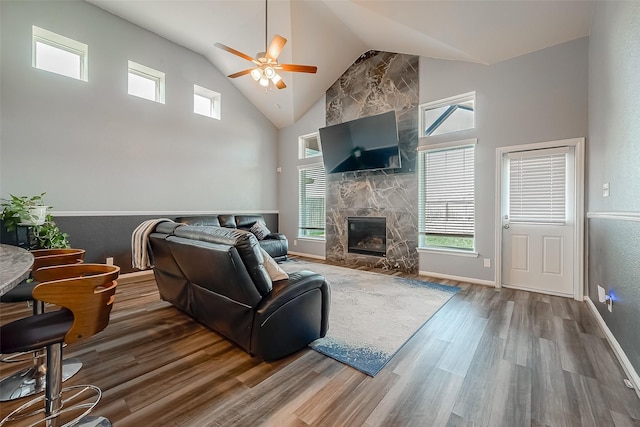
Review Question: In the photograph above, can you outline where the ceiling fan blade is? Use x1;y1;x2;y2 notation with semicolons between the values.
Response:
214;43;260;65
266;35;287;61
227;68;254;78
278;64;318;74
275;77;287;89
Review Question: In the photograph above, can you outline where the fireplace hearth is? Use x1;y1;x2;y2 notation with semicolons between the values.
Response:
348;217;387;257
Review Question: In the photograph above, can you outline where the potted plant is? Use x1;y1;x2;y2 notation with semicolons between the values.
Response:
1;193;70;249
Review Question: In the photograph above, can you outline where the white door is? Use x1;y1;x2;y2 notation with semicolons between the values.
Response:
501;146;575;297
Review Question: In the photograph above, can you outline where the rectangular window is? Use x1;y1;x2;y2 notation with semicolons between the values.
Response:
298;164;326;238
419;143;475;250
194;84;221;119
299;132;322;159
508;148;567;224
419;92;475;137
32;26;88;81
128;61;165;104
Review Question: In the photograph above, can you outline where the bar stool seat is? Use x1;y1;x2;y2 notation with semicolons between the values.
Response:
0;310;74;353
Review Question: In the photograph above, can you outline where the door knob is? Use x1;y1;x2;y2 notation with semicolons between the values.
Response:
504;224;510;229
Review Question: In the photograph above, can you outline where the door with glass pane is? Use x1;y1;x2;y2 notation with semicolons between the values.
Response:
501;146;575;296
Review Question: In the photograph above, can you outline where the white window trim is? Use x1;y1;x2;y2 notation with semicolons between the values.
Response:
418;138;478;152
128;60;165;104
419;91;475;138
193;84;221;119
418;139;477;253
298;132;322;160
417;247;478;257
32;26;88;82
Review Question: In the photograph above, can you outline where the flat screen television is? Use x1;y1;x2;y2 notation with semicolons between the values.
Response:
319;111;401;174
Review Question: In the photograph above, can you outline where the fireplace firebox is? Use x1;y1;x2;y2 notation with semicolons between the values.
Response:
347;217;387;257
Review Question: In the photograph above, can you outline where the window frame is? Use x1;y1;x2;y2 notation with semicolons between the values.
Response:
298;132;322;159
32;25;88;82
297;162;326;240
127;60;165;104
418;139;477;254
193;84;221;119
419;91;475;138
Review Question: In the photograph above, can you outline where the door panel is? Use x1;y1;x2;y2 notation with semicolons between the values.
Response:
543;236;562;275
501;146;575;297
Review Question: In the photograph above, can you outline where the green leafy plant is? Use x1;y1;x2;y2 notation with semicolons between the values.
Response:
1;193;70;249
0;193;46;231
32;213;70;249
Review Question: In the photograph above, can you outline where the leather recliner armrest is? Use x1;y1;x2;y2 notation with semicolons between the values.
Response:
251;270;330;360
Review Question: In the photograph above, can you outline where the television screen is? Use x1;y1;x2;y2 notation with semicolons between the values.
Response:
319;111;401;174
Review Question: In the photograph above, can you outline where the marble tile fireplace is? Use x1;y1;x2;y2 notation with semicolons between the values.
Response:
324;50;419;273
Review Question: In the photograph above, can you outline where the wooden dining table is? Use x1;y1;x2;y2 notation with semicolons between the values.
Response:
0;244;34;297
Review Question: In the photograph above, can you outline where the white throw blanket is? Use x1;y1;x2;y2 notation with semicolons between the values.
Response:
131;218;174;270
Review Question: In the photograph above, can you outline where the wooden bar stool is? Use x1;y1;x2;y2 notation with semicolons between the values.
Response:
0;249;86;402
0;263;119;427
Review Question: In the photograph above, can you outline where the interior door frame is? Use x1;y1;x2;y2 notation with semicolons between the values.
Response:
494;137;585;301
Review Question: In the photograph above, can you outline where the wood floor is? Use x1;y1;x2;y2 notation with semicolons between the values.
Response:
1;258;639;426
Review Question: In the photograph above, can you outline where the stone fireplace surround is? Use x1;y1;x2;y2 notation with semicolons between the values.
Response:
324;51;419;273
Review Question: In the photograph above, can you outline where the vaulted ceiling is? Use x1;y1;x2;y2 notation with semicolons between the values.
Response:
87;0;594;129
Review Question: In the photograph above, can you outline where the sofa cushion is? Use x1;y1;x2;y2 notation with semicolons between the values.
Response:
172;225;272;295
218;215;237;228
175;216;220;227
260;248;288;282
236;215;265;230
250;221;271;240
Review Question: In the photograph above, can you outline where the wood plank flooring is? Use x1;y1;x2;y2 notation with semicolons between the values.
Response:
1;258;638;426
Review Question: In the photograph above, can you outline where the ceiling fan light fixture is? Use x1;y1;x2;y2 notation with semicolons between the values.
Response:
264;66;276;79
250;68;262;81
259;76;269;87
271;73;282;83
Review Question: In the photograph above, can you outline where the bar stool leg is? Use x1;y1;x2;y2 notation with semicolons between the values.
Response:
45;343;63;427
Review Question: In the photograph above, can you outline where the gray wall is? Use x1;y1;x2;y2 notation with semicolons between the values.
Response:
0;0;278;212
278;98;327;258
587;1;640;375
418;38;589;282
279;38;589;282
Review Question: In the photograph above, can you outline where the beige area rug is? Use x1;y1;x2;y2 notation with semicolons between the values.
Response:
280;259;460;376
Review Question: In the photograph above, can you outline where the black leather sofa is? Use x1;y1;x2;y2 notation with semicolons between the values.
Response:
148;222;330;361
175;215;288;262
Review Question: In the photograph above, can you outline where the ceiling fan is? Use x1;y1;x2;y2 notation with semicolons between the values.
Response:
214;0;317;90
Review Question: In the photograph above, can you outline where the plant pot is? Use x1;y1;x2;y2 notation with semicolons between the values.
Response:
18;205;48;226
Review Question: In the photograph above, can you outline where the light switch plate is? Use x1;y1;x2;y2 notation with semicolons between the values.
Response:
602;182;610;197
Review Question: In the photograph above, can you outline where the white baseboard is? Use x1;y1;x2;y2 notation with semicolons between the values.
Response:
585;296;640;398
287;251;326;260
418;270;495;287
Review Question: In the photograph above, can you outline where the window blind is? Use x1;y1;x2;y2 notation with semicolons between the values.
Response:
508;151;566;223
419;145;475;236
298;164;326;237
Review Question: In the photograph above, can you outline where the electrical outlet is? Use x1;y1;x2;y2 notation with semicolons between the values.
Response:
602;182;610;197
483;258;491;268
106;257;114;265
